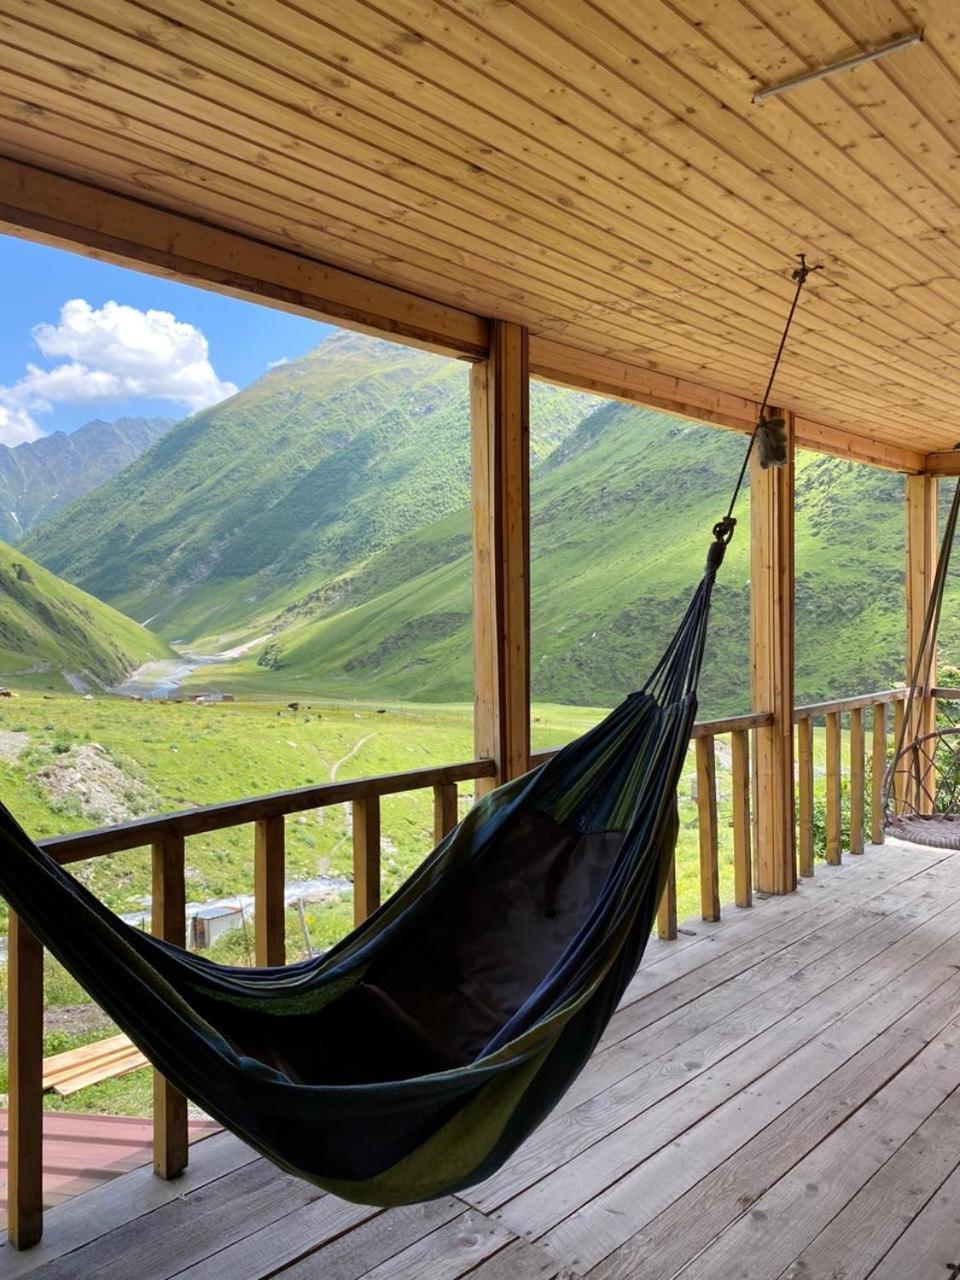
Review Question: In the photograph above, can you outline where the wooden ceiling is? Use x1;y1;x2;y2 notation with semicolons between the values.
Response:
1;0;959;457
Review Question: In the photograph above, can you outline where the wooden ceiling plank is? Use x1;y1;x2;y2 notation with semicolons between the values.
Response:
4;45;947;433
78;0;960;427
572;0;960;326
0;155;489;358
41;0;960;409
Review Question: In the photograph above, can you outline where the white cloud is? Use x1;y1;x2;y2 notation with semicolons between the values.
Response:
0;299;237;444
266;355;289;369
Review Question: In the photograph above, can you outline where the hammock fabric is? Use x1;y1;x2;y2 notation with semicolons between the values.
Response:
0;543;723;1206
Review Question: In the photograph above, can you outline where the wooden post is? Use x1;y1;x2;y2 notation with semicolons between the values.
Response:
352;796;381;924
433;782;459;843
8;913;43;1249
657;855;677;940
825;711;842;865
906;473;938;813
254;816;285;967
871;701;887;843
849;707;865;854
696;736;720;921
893;698;906;812
797;716;815;877
750;411;796;894
731;728;752;907
472;320;530;789
151;833;188;1181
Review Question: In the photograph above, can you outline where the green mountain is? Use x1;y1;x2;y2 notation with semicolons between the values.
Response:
206;403;909;717
0;542;174;691
0;416;174;542
23;331;924;717
24;332;596;642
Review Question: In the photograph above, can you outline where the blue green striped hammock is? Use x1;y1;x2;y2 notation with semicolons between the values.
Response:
0;537;723;1206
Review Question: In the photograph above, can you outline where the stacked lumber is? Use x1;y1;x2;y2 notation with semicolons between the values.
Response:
42;1034;148;1096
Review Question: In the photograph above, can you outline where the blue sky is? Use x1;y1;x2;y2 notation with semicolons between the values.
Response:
0;233;335;444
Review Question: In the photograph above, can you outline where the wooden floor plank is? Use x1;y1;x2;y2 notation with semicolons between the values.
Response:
11;845;960;1280
868;1160;960;1278
466;856;960;1215
584;971;960;1279
485;877;960;1241
21;1158;341;1279
273;1201;464;1280
673;1017;960;1279
0;1131;256;1278
777;1083;960;1279
543;955;960;1273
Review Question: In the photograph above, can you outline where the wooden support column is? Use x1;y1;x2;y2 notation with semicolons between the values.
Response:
8;913;43;1249
151;834;188;1181
906;474;938;813
352;797;381;925
750;411;796;894
472;320;530;788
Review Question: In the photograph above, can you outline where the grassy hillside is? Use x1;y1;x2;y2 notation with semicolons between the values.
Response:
0;542;174;690
190;405;909;717
25;332;596;642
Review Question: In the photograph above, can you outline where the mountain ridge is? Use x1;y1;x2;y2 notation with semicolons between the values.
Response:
0;416;175;542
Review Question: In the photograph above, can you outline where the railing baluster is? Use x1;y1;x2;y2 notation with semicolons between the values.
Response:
696;736;720;922
352;796;381;925
871;702;887;843
151;833;188;1181
825;711;842;864
657;853;677;940
893;698;906;812
849;706;865;854
254;815;286;967
433;782;459;843
8;912;43;1249
731;729;752;907
797;715;814;877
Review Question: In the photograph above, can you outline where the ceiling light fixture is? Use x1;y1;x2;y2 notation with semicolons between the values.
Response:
752;31;923;104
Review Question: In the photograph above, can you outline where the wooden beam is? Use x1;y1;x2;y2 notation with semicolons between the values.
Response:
7;914;43;1250
924;451;960;476
151;833;188;1182
253;816;285;967
824;711;842;865
0;157;488;360
433;782;459;843
656;855;677;941
472;320;531;785
906;473;938;813
849;706;865;854
797;716;814;878
750;411;796;894
793;418;923;474
529;338;925;472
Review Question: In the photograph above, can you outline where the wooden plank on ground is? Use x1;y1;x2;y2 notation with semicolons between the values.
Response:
466;855;960;1216
673;1015;960;1279
0;1131;256;1279
584;965;960;1279
275;1201;463;1280
869;1159;960;1278
538;952;960;1274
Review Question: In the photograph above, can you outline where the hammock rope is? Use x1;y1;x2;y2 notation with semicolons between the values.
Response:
0;257;818;1210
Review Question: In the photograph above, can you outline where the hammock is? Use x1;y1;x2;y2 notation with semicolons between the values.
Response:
0;259;816;1208
885;474;960;848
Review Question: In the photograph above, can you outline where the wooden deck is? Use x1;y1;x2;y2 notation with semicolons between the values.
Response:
0;1113;219;1224
7;838;960;1279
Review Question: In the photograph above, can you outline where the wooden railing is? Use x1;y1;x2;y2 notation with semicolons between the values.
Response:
5;756;495;1248
4;687;940;1247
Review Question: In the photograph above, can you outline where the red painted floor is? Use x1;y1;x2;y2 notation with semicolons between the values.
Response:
0;1110;220;1222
